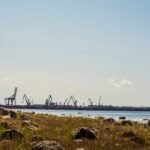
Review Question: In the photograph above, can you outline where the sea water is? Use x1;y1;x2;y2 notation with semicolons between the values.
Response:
14;109;150;122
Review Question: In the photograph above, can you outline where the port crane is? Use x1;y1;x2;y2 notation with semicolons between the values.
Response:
88;98;93;107
67;96;78;107
5;87;18;105
98;96;101;106
83;102;85;107
22;94;31;106
45;95;55;106
63;98;68;105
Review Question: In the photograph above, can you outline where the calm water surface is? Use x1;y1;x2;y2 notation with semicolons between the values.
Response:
14;109;150;122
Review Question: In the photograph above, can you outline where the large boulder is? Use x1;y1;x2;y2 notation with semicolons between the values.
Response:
73;127;97;140
122;131;135;138
148;120;150;126
32;140;63;150
1;129;23;140
131;136;145;145
103;118;115;123
32;122;39;128
122;131;145;145
119;116;126;120
20;114;29;120
9;110;17;119
121;120;132;126
28;125;38;131
22;120;31;127
0;107;9;116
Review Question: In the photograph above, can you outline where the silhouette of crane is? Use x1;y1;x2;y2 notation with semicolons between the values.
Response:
63;98;68;105
5;87;18;105
98;96;102;106
88;98;93;106
67;96;78;107
45;95;55;106
22;94;31;106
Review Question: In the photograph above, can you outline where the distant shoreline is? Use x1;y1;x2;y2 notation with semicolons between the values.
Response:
1;104;150;111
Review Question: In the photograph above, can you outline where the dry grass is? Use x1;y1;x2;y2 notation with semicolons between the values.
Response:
0;112;149;150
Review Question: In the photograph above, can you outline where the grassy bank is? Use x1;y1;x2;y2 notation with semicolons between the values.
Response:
0;111;149;150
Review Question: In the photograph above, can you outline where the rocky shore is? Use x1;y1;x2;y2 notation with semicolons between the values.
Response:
0;107;149;150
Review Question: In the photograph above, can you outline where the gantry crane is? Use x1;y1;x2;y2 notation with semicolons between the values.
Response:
5;87;18;105
98;96;101;106
22;94;31;106
88;98;93;106
45;95;55;106
67;96;78;107
63;98;68;105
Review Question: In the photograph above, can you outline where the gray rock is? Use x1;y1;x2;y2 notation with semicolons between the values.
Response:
131;136;145;145
0;107;9;116
32;140;63;150
28;125;38;131
32;122;39;127
122;131;135;138
20;114;29;120
122;131;145;145
148;120;150;126
103;118;115;123
121;120;132;126
1;129;23;140
73;127;97;140
9;111;17;118
119;116;126;120
22;120;31;127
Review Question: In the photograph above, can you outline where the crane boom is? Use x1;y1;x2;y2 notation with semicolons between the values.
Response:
64;98;68;105
23;94;31;106
45;95;55;106
67;96;78;106
88;98;93;106
5;87;18;105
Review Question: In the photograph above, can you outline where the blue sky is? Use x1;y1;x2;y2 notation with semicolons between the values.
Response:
0;0;150;106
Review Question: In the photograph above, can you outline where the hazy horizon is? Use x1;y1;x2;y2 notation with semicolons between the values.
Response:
0;0;150;106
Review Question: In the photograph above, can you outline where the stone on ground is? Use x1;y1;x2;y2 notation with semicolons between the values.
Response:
32;140;63;150
103;118;115;123
0;107;9;116
22;120;31;126
73;127;97;140
148;120;150;126
28;125;38;131
9;110;17;118
122;131;145;145
20;114;29;120
122;131;135;138
121;120;133;126
119;116;126;120
1;129;23;140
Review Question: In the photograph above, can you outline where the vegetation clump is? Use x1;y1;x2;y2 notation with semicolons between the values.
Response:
0;110;149;149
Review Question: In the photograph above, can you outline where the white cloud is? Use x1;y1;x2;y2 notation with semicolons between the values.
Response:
0;77;22;85
120;79;133;86
112;83;121;88
108;78;115;83
3;77;11;81
109;78;133;88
